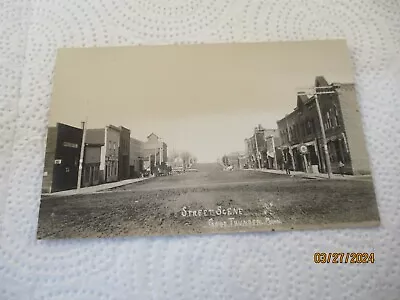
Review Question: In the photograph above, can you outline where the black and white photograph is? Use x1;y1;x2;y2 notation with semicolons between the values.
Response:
37;40;380;239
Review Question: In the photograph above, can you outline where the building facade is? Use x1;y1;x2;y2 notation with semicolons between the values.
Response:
118;126;130;181
244;125;279;169
86;125;121;183
141;133;168;172
276;76;370;175
42;123;83;193
129;138;144;178
225;152;246;169
264;133;283;170
104;125;121;182
82;142;102;187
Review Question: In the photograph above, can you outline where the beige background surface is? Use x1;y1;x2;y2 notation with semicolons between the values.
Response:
49;40;354;162
2;0;399;299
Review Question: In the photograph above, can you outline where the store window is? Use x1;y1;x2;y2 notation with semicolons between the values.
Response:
94;167;98;181
84;166;90;182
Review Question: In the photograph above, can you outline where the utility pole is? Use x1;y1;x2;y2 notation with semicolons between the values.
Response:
298;85;339;179
148;154;151;173
77;119;87;189
285;115;295;170
254;127;262;169
159;138;163;164
271;136;278;170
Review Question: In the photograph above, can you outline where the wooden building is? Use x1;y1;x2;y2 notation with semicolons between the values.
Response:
42;123;83;193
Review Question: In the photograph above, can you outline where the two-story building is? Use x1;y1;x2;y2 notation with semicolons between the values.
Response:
86;125;121;183
244;125;278;169
42;122;83;193
276;76;370;175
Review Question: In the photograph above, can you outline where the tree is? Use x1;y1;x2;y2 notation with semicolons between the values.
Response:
180;151;191;168
168;150;180;163
222;155;229;166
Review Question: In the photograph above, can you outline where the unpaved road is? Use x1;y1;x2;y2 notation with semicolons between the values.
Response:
37;163;380;239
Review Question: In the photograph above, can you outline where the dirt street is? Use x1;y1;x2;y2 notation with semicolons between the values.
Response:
37;163;379;239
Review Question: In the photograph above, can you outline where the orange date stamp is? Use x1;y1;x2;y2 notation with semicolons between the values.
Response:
314;252;375;264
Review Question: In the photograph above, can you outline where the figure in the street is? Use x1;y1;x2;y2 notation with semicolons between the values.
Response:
284;160;291;175
338;160;345;176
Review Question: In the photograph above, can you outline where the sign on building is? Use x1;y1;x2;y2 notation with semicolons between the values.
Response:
299;145;308;154
63;142;79;148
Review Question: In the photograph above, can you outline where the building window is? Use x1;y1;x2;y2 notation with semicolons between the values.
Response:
300;123;303;138
305;119;310;135
326;112;329;129
94;167;98;181
328;110;333;129
334;106;340;127
311;118;316;133
324;111;332;129
84;166;90;182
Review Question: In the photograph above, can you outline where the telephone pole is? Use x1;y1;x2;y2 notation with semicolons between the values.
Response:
271;135;278;170
254;127;262;169
298;85;339;179
285;115;295;170
77;119;87;189
314;92;332;179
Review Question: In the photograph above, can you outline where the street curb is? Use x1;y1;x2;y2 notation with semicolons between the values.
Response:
243;168;371;181
94;177;153;192
42;176;153;198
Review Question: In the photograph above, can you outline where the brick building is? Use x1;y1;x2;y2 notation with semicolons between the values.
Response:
42;123;83;193
276;76;371;175
244;137;255;168
244;125;279;169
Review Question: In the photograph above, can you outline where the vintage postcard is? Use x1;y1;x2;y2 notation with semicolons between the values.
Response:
37;40;380;239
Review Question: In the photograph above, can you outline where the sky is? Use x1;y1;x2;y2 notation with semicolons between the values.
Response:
48;40;355;163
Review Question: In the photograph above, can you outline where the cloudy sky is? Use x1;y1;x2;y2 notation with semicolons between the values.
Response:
48;40;355;163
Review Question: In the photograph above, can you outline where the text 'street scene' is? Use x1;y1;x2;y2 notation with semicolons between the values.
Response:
37;40;380;239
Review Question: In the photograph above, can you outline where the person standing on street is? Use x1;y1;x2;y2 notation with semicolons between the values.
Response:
338;160;345;176
284;160;291;175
